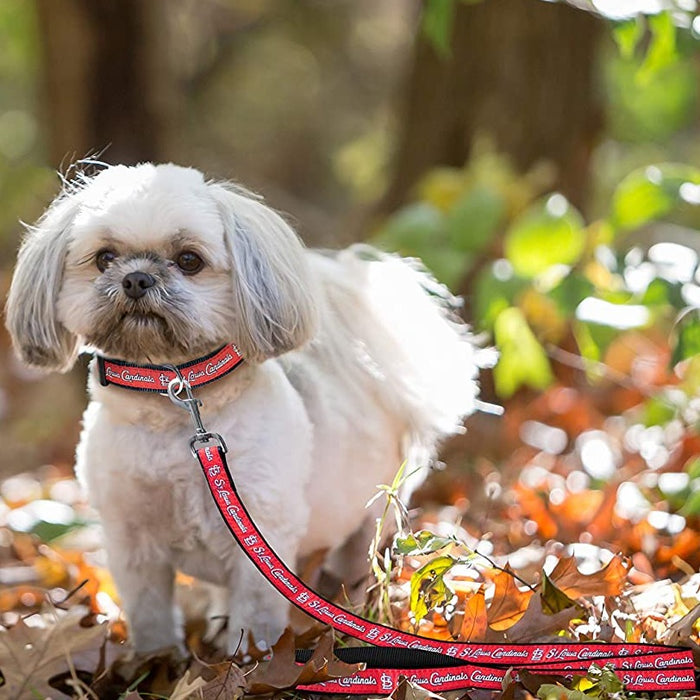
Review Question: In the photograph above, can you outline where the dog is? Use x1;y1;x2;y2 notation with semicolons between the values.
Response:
5;163;479;656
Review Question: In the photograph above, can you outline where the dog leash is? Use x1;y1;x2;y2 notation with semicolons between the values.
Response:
153;370;696;693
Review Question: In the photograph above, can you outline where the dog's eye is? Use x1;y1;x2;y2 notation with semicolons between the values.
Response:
96;249;118;272
176;251;204;275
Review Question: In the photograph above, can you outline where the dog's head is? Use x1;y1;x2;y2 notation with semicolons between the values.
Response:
5;163;318;369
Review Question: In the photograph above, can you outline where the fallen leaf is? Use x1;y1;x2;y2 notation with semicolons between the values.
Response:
586;483;619;541
246;627;362;694
92;646;187;698
388;676;446;700
459;588;488;641
666;603;700;646
0;609;108;700
540;572;581;614
198;661;246;700
549;555;629;599
537;682;587;699
168;667;209;700
504;594;579;642
487;565;534;631
169;659;246;700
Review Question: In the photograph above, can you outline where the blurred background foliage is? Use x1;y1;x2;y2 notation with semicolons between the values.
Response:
3;0;700;572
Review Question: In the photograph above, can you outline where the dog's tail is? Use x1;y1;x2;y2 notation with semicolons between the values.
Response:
311;244;484;469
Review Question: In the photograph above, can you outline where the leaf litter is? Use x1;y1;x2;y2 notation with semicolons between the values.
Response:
0;462;699;699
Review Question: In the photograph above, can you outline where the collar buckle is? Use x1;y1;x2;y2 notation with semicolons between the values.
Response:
166;368;228;456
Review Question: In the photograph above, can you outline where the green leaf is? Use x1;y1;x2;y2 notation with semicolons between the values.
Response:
573;320;619;369
421;0;455;58
538;685;588;700
445;185;505;253
374;202;470;286
672;310;700;365
686;457;700;481
611;163;700;231
604;42;697;143
613;17;644;60
586;663;624;694
419;248;470;289
474;263;528;330
395;530;458;556
493;307;554;398
637;12;678;85
409;555;456;623
679;488;700;517
641;278;684;308
642;396;677;427
375;202;445;252
548;274;595;316
504;194;585;278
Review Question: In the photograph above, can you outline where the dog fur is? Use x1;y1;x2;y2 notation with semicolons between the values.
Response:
5;163;479;655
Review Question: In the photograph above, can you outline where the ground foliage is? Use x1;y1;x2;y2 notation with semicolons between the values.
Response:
2;408;700;700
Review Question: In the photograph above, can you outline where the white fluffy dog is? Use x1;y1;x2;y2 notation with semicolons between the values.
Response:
5;163;479;655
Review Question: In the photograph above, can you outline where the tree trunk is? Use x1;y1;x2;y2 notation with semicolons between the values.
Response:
35;0;174;168
383;0;604;212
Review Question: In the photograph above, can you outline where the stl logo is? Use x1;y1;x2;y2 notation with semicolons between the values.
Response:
380;673;394;691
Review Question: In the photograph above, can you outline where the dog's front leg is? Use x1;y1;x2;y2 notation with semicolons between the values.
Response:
101;517;183;654
226;553;291;655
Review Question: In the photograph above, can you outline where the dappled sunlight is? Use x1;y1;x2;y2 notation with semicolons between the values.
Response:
576;297;650;329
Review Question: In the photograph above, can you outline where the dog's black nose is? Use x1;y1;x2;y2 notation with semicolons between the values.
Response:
122;271;156;299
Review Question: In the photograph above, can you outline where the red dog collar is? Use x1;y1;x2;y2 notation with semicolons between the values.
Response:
96;344;244;392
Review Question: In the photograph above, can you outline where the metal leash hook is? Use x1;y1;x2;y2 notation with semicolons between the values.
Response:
164;365;228;456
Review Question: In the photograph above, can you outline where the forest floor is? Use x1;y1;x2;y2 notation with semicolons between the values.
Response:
1;406;700;700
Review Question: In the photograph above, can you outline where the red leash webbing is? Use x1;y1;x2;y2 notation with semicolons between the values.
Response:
195;444;696;694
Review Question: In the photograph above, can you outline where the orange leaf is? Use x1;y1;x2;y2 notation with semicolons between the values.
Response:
513;483;558;539
487;565;534;631
460;588;488;641
586;483;620;541
549;555;629;599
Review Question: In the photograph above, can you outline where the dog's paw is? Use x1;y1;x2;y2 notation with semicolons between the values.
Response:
227;608;287;657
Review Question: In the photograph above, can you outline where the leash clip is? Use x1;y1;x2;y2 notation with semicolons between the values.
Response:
165;367;228;457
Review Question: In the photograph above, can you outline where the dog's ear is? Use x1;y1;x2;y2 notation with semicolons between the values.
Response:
209;183;318;362
5;193;82;371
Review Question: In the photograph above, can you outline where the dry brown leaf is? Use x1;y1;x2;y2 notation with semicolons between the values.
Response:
459;588;488;641
92;645;187;699
197;660;246;700
487;565;534;631
0;610;108;700
387;676;446;700
167;659;246;700
246;629;301;694
246;627;362;694
169;666;209;700
666;603;700;647
503;594;578;642
549;555;629;599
